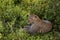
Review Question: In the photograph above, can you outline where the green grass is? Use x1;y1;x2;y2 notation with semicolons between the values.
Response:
0;0;60;40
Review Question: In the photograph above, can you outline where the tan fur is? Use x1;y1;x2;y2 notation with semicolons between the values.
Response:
27;14;52;33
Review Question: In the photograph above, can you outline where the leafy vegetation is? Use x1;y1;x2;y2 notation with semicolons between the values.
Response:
0;0;60;40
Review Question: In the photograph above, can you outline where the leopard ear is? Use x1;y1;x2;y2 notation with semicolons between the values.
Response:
32;15;37;19
32;15;37;20
34;15;38;18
